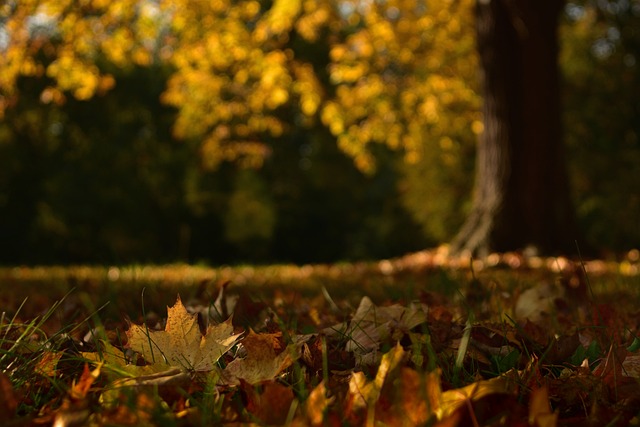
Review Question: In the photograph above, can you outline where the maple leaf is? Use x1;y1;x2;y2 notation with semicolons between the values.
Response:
126;295;241;372
222;329;300;385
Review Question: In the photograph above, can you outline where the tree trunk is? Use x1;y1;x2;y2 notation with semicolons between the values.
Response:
450;0;577;257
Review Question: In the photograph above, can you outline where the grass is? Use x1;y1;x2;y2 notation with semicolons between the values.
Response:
1;250;639;425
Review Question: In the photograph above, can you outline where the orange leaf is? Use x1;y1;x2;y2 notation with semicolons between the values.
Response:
35;350;62;377
0;371;19;423
69;363;100;401
305;381;334;426
240;379;295;425
222;329;299;385
528;386;558;427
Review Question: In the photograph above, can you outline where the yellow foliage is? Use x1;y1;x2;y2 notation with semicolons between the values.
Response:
319;0;480;171
1;0;480;172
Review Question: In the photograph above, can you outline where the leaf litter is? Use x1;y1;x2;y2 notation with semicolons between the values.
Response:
0;251;640;425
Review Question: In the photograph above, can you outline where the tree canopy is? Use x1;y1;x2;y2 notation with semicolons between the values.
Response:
1;0;480;171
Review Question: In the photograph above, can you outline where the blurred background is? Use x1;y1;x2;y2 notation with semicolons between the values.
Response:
0;0;638;265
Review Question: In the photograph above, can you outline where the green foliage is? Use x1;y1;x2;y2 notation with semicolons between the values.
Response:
562;1;640;251
399;131;475;243
224;170;276;256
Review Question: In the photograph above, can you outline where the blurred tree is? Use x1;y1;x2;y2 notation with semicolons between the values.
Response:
2;0;638;264
450;0;579;256
562;0;640;252
0;64;196;263
1;0;475;262
0;0;479;169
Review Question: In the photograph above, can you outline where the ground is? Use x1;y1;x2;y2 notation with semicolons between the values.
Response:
1;248;639;425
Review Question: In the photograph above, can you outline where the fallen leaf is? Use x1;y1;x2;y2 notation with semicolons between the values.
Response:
35;350;62;377
240;379;295;425
69;363;100;401
593;344;627;386
0;371;19;423
51;364;100;427
397;368;441;425
529;386;558;427
622;354;640;378
515;282;564;323
344;343;406;422
346;297;428;365
83;340;175;378
126;295;241;372
304;381;334;426
222;329;299;385
439;370;517;419
100;367;191;408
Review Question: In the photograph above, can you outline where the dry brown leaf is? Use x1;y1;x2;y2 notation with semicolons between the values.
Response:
240;379;295;425
345;343;406;422
398;368;442;425
0;371;19;423
346;297;428;365
439;371;516;419
35;350;62;377
222;329;299;385
515;282;564;323
622;354;640;378
126;295;241;372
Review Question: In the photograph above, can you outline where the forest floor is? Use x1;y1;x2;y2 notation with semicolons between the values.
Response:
1;247;639;426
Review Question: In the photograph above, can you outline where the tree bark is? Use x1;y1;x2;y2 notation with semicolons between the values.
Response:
450;0;577;257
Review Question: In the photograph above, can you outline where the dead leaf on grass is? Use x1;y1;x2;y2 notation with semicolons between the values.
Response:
344;297;428;365
99;367;191;409
398;368;442;425
126;295;241;372
345;343;406;421
439;370;517;420
515;281;564;323
240;379;295;425
222;329;300;385
35;350;62;377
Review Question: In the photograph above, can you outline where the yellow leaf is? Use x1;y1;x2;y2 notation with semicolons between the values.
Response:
439;373;514;419
35;350;62;377
528;386;558;427
126;295;241;372
69;363;101;401
304;381;334;426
